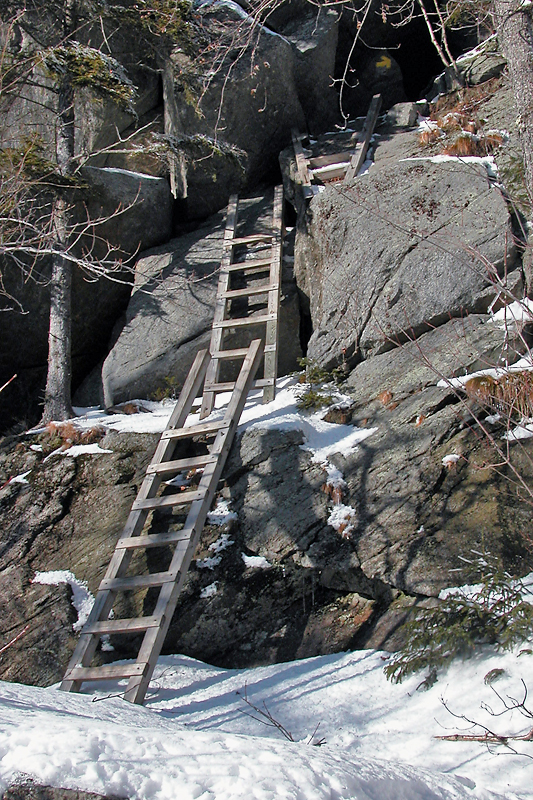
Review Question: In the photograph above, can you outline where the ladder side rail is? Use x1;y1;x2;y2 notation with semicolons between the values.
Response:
263;185;284;403
291;129;314;199
60;349;211;693
124;339;265;703
200;194;240;419
345;94;382;181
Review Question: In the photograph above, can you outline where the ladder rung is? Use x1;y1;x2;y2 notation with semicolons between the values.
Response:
84;616;162;635
161;420;229;440
204;381;235;392
310;163;350;181
132;488;205;511
211;344;276;360
226;258;272;272
146;454;218;475
116;530;192;549
99;571;179;591
64;663;147;682
204;377;276;393
222;283;279;299
213;313;276;329
225;234;273;247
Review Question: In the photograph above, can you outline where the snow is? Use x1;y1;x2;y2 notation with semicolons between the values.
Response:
9;470;31;484
60;443;113;457
437;354;533;391
327;502;357;537
491;298;533;329
32;571;95;632
72;376;377;465
503;421;533;442
207;499;238;526
200;581;218;598
442;454;460;467
2;644;533;799
242;554;270;569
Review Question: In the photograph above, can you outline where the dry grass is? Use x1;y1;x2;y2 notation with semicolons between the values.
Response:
465;371;533;419
42;421;106;448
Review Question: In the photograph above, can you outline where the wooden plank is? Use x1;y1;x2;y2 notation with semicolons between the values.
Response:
308;150;354;169
160;420;229;440
99;571;179;591
224;233;273;247
222;282;279;299
310;163;350;182
345;94;382;181
115;530;193;550
213;313;276;329
83;616;162;635
291;128;314;199
226;258;272;272
131;488;206;511
211;344;275;360
146;454;217;475
64;663;147;682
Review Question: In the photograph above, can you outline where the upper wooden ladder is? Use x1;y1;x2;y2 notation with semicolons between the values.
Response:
292;94;382;195
200;185;284;419
60;339;264;705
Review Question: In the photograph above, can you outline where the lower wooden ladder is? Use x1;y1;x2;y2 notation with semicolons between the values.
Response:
60;338;264;704
200;186;284;419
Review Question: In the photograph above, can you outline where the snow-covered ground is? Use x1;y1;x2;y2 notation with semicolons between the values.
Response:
6;355;532;799
1;644;533;800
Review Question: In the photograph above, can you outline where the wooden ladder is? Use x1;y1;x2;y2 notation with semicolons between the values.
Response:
60;339;264;705
200;186;284;419
292;93;382;193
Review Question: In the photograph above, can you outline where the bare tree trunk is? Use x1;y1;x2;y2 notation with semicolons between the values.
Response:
494;0;533;205
41;0;76;422
42;214;73;423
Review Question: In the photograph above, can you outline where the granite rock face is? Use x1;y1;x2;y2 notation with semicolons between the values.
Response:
295;154;517;371
90;190;302;407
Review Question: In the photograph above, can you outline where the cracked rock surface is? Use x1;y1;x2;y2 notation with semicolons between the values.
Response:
294;131;517;370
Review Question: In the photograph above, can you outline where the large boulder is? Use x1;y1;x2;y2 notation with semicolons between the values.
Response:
295;152;517;371
274;8;340;132
0;168;173;431
163;0;306;218
86;190;302;407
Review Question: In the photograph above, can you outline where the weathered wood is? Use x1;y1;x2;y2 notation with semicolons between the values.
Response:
263;184;283;403
160;420;229;440
222;282;279;299
200;194;239;418
224;233;273;247
308;150;354;168
226;258;272;271
123;338;264;704
131;488;205;511
61;339;265;706
99;571;179;591
115;530;194;549
64;663;147;682
83;616;162;635
310;162;351;181
146;454;218;474
60;348;212;694
291;128;315;199
345;94;382;181
213;313;277;329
